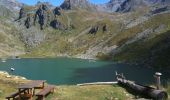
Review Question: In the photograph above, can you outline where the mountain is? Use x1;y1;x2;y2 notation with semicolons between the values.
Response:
59;0;170;13
60;0;96;10
0;2;25;57
0;0;170;69
145;0;170;4
97;0;170;13
0;0;23;11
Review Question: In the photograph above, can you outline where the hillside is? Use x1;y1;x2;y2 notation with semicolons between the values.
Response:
0;0;170;69
0;5;25;57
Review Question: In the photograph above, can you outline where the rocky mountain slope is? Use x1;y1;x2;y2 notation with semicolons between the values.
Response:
60;0;96;10
0;0;170;68
0;0;23;11
98;0;170;12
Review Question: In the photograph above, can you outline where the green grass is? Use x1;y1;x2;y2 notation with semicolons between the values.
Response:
168;85;170;96
1;5;170;70
0;16;25;57
54;85;134;100
0;82;134;100
0;72;134;100
0;71;134;100
114;29;170;68
107;13;170;47
0;82;16;100
22;9;123;57
1;76;170;100
107;13;170;68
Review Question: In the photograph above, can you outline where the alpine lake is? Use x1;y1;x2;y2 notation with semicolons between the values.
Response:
0;58;170;85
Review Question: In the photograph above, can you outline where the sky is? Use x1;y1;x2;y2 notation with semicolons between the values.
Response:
17;0;110;6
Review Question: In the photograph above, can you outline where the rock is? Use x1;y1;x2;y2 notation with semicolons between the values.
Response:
53;7;61;16
110;0;131;12
24;15;31;28
14;76;20;79
97;0;132;13
0;0;23;11
97;0;170;13
0;71;8;75
18;7;25;20
21;77;26;80
102;24;107;33
18;26;45;47
60;0;96;10
88;26;99;34
50;20;65;30
60;0;71;10
150;6;168;14
6;75;12;78
146;0;170;5
34;4;49;30
35;7;45;29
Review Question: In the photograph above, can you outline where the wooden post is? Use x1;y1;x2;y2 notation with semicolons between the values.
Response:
42;82;45;89
18;89;22;100
154;72;162;90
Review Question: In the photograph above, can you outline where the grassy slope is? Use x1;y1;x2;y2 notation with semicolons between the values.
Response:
0;82;134;100
0;73;134;100
23;10;122;57
19;9;170;69
0;72;170;100
55;85;134;100
1;5;170;69
0;6;25;58
113;13;170;68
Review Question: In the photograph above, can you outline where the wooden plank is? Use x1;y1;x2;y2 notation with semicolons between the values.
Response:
36;85;55;96
77;81;118;86
18;80;46;89
6;89;27;99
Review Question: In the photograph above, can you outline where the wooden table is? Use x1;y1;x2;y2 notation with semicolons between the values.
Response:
17;80;46;100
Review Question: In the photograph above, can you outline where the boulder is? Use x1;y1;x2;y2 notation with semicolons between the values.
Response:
18;7;25;19
34;4;48;30
60;0;96;10
88;26;99;34
50;20;65;30
60;0;71;10
25;15;31;28
150;6;168;14
53;7;61;16
102;24;107;33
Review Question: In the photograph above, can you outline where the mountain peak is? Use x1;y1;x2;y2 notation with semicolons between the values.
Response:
60;0;96;10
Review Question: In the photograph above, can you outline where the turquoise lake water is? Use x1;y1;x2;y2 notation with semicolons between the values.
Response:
0;58;169;85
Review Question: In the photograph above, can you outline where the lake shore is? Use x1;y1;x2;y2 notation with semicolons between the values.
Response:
0;71;135;100
0;71;169;100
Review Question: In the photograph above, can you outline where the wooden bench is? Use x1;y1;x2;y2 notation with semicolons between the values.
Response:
6;89;27;100
36;85;55;100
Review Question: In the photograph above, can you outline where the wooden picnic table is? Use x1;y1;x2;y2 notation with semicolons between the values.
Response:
17;80;46;100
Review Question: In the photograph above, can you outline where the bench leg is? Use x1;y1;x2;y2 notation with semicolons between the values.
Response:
30;95;32;100
37;96;45;100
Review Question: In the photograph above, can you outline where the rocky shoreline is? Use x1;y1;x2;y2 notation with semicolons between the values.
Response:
0;71;28;85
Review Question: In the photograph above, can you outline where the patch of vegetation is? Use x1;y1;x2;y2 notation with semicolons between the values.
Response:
54;85;134;100
0;72;135;100
96;52;112;60
114;29;170;68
